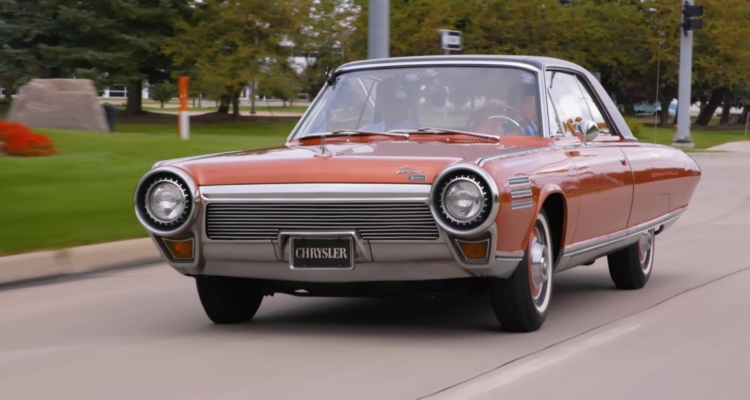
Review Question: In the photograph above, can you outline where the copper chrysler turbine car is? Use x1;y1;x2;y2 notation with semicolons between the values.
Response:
134;55;701;332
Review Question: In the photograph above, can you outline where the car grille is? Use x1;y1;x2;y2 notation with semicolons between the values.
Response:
205;202;440;241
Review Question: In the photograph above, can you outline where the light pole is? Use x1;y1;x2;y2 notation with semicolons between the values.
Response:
673;0;703;148
654;32;664;144
368;0;389;59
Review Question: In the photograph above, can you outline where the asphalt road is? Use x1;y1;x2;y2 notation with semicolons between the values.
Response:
1;152;748;400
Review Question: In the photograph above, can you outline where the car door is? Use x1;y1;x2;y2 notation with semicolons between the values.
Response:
545;69;634;245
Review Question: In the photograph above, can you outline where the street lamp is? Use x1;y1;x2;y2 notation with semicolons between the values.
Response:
672;0;704;148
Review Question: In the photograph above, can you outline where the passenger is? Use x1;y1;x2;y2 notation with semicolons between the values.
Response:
360;77;421;132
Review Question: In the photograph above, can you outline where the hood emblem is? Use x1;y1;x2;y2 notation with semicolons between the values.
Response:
396;165;424;175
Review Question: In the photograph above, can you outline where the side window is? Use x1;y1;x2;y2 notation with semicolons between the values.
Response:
546;94;564;136
575;77;612;135
545;71;593;136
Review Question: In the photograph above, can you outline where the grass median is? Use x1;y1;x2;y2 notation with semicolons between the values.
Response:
0;121;296;256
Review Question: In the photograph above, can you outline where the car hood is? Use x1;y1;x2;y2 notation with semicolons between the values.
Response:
157;140;542;185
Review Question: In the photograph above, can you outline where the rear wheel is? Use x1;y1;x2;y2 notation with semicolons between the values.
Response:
195;276;264;324
607;228;655;290
489;210;554;332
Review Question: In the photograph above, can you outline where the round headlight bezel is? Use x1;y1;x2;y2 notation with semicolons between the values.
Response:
134;167;198;236
430;164;499;236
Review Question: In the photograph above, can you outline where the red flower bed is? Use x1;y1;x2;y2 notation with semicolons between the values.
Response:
0;120;57;157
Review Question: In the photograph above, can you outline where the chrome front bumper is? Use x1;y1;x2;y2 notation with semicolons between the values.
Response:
150;183;523;282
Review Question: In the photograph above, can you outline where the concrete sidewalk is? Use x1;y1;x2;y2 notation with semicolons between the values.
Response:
0;238;162;287
706;140;750;152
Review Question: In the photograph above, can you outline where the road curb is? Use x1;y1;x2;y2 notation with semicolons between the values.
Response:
0;238;162;287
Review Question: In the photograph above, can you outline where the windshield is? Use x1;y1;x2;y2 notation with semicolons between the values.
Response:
293;65;543;139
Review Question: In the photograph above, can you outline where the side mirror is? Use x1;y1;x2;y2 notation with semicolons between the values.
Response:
576;119;600;144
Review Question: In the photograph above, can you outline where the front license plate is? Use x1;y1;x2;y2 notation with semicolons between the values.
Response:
290;237;354;269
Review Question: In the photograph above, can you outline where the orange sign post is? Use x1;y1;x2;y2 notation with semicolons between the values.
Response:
178;76;190;140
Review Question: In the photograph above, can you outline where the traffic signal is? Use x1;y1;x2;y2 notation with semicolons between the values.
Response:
682;3;704;35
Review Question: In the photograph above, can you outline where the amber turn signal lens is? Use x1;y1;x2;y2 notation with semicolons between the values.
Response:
164;239;194;259
457;240;488;260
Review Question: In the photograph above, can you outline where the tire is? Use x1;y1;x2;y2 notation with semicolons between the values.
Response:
607;228;655;290
195;276;264;324
489;209;554;332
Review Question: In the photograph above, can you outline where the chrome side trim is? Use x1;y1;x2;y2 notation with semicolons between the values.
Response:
511;188;533;198
507;177;531;186
557;207;688;272
511;199;534;210
477;146;563;166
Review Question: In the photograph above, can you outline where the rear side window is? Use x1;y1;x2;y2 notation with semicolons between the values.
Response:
545;71;593;136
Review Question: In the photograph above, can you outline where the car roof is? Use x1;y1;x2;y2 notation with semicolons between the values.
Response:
334;55;585;73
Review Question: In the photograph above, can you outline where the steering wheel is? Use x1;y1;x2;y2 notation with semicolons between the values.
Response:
466;105;538;136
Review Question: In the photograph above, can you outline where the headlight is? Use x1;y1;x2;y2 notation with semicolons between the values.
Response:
134;167;197;236
430;164;499;236
444;179;484;221
148;181;187;221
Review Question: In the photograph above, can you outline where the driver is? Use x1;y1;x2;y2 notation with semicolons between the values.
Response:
471;73;541;137
507;75;541;137
359;77;420;132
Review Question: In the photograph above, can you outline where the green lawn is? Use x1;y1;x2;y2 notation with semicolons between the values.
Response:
0;122;295;256
634;125;749;150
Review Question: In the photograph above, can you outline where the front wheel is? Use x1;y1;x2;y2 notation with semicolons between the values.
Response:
489;210;554;332
607;228;655;290
195;276;264;324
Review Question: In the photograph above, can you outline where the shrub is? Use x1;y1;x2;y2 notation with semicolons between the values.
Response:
0;120;58;157
622;115;645;140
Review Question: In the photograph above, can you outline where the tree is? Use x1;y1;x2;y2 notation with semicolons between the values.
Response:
691;0;750;126
3;0;238;115
164;0;307;118
0;0;64;100
294;0;358;98
10;0;191;114
257;60;301;107
150;81;177;108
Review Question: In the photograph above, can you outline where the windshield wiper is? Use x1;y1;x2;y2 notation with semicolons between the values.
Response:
301;129;410;140
391;127;500;142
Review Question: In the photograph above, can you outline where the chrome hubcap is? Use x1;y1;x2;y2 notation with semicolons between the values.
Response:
530;238;547;296
638;230;653;267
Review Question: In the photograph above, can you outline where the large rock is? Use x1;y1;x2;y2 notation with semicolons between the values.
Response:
7;79;110;132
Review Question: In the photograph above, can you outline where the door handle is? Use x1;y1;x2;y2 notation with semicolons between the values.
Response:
617;154;627;165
